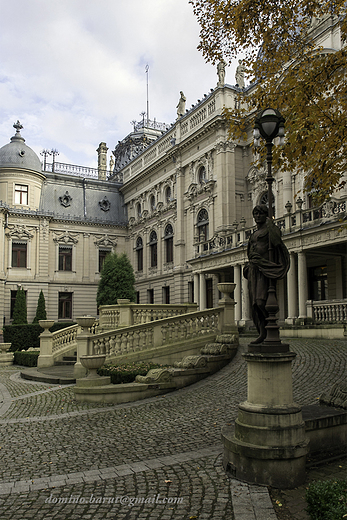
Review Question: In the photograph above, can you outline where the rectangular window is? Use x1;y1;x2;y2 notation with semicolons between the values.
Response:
188;281;194;304
12;242;27;268
137;248;143;271
147;288;154;304
206;278;213;308
58;292;73;319
165;237;173;263
150;243;157;268
136;291;140;304
99;249;110;272
59;247;72;271
163;286;170;304
14;184;28;205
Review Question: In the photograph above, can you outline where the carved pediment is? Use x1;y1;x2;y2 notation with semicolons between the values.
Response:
53;231;78;244
6;225;34;240
94;234;118;248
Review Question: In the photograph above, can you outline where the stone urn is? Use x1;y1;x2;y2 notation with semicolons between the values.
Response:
80;354;106;378
76;316;96;334
39;320;55;334
0;343;11;355
217;282;236;301
0;343;14;366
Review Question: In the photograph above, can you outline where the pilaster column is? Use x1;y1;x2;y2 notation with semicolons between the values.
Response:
200;272;206;311
193;272;200;308
298;251;308;318
241;266;250;324
286;252;297;324
234;264;242;322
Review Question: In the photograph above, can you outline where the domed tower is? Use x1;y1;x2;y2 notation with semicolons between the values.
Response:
0;121;46;209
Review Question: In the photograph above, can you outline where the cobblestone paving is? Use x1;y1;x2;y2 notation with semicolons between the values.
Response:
0;337;345;520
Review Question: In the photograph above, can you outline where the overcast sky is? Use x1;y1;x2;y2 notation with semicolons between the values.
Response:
0;0;239;168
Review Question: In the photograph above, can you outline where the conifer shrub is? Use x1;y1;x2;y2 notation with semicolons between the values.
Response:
32;290;47;323
306;479;347;520
97;252;136;307
12;288;28;325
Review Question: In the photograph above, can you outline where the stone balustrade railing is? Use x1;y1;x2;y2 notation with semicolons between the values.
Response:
98;301;198;330
92;307;222;362
51;324;79;354
307;299;347;323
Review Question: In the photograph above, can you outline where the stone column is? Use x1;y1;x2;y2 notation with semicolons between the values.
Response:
193;272;200;308
234;265;242;322
200;272;206;311
286;252;297;324
298;251;308;319
240;266;250;324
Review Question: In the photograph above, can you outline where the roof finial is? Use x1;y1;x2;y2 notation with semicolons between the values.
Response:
13;120;23;135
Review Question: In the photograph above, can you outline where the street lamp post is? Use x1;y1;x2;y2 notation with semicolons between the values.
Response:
253;108;288;352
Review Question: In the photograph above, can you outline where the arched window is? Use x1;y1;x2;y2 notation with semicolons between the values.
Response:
164;224;174;263
135;236;143;272
259;192;275;217
149;230;157;268
197;208;209;243
198;166;206;184
165;186;171;204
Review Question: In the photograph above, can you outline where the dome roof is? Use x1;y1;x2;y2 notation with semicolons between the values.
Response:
0;121;42;174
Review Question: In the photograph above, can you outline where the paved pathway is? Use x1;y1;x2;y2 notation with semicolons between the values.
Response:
0;337;346;520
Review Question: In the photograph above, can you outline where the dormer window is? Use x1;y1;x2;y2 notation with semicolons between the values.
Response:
14;184;28;205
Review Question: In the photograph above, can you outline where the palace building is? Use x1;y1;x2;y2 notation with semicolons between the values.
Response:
0;14;346;327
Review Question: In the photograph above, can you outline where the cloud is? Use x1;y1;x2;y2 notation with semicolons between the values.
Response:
0;0;237;168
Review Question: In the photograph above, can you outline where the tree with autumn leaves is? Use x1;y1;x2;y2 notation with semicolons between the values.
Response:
190;0;347;203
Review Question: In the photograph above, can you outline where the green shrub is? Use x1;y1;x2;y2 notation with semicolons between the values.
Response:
12;288;28;324
97;362;167;384
306;479;347;520
4;324;43;351
97;252;136;306
13;350;40;367
32;290;47;323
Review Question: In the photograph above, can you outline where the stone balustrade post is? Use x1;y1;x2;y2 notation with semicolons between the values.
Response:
117;299;133;327
37;320;55;368
74;316;96;379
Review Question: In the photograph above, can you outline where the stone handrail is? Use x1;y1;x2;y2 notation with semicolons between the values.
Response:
92;307;222;362
307;299;347;322
98;301;198;330
51;324;79;354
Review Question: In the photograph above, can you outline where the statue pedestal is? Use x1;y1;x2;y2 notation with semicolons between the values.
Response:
222;351;309;488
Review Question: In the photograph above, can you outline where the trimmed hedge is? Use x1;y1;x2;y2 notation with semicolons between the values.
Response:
97;362;168;384
13;350;40;367
4;324;43;352
306;479;347;520
3;322;77;352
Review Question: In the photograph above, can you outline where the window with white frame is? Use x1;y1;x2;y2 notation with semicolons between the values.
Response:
14;184;28;205
12;242;27;268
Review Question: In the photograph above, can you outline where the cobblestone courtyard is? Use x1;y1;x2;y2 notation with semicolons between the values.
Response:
0;337;346;519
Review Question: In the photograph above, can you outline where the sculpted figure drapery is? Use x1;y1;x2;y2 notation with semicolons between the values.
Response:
243;205;290;344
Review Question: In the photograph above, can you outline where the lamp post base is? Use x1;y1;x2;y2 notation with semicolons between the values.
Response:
222;350;309;488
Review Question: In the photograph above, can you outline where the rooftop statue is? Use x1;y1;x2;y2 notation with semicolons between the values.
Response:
235;60;245;88
217;60;226;87
176;91;186;118
243;205;290;344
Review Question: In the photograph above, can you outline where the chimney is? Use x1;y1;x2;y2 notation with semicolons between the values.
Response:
97;142;108;180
